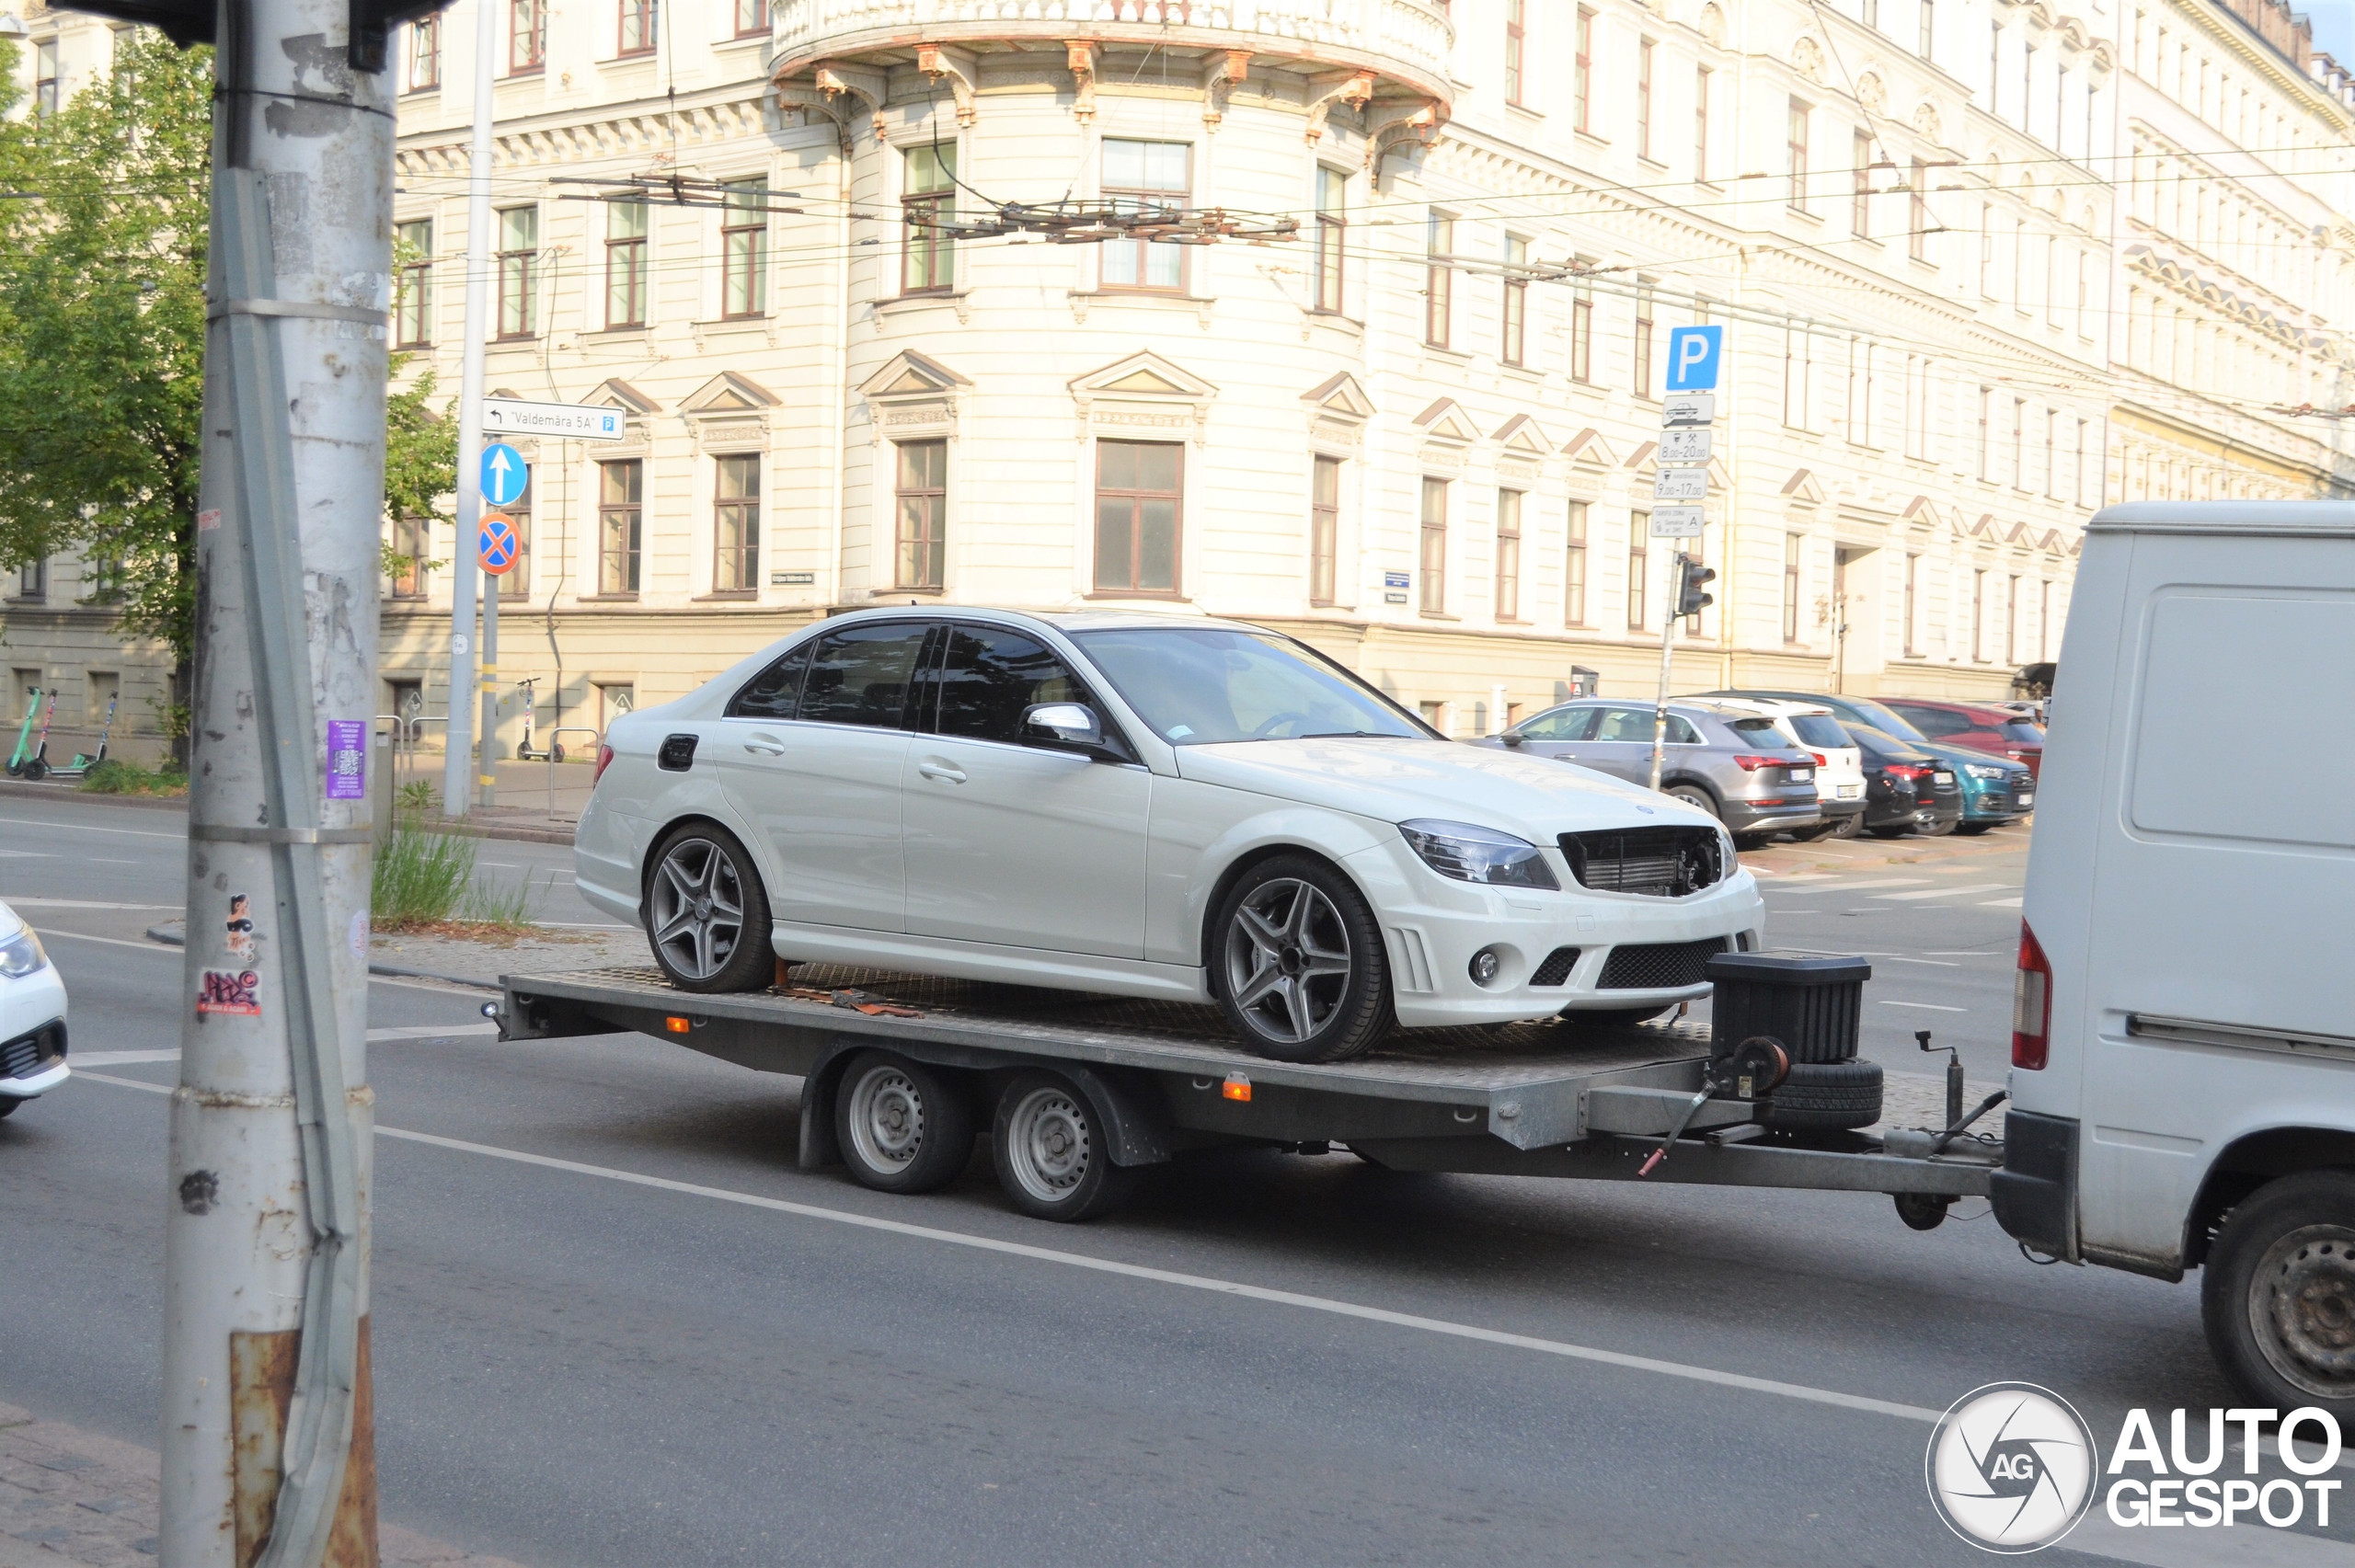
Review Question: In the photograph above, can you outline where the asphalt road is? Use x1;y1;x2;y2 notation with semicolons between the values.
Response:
1;799;2340;1567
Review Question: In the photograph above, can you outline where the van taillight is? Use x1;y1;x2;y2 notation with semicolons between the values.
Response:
2012;921;2052;1070
594;744;615;784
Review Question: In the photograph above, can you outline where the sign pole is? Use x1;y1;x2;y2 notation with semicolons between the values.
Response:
478;571;498;807
441;0;497;820
1647;325;1725;795
1648;559;1680;793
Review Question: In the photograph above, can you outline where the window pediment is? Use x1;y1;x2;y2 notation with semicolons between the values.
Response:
1071;350;1216;446
860;350;969;445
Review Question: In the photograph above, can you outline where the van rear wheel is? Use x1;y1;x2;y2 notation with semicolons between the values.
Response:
2203;1171;2355;1422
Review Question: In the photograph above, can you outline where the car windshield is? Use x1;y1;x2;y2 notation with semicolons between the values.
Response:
1787;713;1851;749
1840;697;1929;742
1846;724;1933;763
1071;626;1429;746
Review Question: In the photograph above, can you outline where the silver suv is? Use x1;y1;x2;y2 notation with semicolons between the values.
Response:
1476;699;1824;844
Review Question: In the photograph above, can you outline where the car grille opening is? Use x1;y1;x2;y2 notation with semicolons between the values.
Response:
1557;827;1725;898
1599;937;1730;990
1529;946;1582;987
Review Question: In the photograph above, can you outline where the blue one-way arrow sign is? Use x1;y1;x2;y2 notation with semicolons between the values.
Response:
480;442;528;509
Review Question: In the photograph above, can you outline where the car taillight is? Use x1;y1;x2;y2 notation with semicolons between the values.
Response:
1885;763;1925;783
1732;754;1781;772
594;743;615;784
1809;752;1827;766
2013;921;2052;1070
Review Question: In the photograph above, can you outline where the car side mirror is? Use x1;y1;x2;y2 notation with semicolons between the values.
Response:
1022;703;1103;750
1501;732;1526;748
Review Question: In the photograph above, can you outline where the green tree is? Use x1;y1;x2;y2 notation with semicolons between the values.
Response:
381;356;455;583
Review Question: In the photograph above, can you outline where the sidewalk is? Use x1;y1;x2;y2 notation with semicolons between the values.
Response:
0;1402;527;1568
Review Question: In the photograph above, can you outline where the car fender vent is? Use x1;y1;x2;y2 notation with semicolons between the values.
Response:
1558;827;1724;897
1530;946;1582;987
1388;926;1439;994
658;734;699;772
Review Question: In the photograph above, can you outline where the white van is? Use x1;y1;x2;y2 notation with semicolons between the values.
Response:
1992;500;2355;1418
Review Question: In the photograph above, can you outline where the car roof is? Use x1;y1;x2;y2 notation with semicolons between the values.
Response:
1548;697;1776;722
821;604;1269;637
1885;696;2026;723
1705;695;1839;719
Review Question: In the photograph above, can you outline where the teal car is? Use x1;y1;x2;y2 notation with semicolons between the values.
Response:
1902;738;2035;834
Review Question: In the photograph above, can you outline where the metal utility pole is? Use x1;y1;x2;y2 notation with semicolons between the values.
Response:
1648;557;1681;793
442;0;497;818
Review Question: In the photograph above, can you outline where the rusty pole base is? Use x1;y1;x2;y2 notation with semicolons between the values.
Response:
231;1317;378;1568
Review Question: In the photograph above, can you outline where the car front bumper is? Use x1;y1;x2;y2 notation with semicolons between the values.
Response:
1342;838;1765;1029
0;1006;70;1102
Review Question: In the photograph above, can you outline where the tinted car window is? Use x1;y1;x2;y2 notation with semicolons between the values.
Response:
1726;716;1779;738
1595;707;1657;743
2001;720;2046;741
1913;709;1971;738
1788;713;1849;749
1663;715;1705;745
1841;697;1928;741
1847;724;1934;764
1072;626;1424;745
729;641;811;719
798;623;931;728
1517;706;1598;741
935;625;1089;743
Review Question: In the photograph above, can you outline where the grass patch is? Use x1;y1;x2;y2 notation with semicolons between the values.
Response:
372;820;544;934
79;759;189;795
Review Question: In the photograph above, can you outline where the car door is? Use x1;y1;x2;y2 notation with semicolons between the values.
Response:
717;619;934;933
1575;705;1663;782
1506;704;1600;761
902;623;1152;957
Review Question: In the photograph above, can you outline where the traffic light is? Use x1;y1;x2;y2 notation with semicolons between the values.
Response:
1676;557;1717;618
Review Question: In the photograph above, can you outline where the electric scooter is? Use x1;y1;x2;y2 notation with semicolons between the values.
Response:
5;689;41;777
512;677;564;762
51;693;119;781
11;690;56;779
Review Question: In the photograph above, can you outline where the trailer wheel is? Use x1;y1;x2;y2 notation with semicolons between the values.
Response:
834;1051;975;1195
2202;1170;2355;1421
1212;855;1392;1064
1762;1059;1883;1132
1894;1192;1952;1231
643;823;773;993
992;1071;1139;1222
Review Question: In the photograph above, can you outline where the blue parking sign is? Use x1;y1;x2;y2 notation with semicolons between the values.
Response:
1665;326;1725;392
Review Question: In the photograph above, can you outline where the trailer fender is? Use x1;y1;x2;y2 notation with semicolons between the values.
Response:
1048;1063;1172;1169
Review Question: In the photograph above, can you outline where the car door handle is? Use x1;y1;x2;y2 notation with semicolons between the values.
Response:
916;761;967;784
741;738;787;756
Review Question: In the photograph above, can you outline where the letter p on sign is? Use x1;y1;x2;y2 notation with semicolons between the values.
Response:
1666;326;1725;393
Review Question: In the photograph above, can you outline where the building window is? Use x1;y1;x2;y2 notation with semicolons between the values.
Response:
2012;396;2026;490
1424;212;1453;349
618;0;656;55
1095;441;1182;596
1504;0;1526;106
1574;8;1593;132
388;517;429;599
1314;167;1346;313
1976;384;1992;478
510;0;545;73
34;39;58;117
1694;66;1712;181
1496;489;1523;621
1632;280;1655;399
2044;407;2059;498
85;557;124;603
496;206;538;338
1971;569;1986;660
1102;140;1190;292
500;502;532;599
1564;501;1589;624
734;0;769;34
895;439;947;590
1627;527;1648;630
1909;158;1930;262
1990;21;2003;117
1919;0;1935;60
408;16;441;91
1783;534;1803;642
1787;97;1810;212
1783;326;1812;429
1419;478;1448;613
1500;235;1527;366
1852;128;1873;237
599;460;643;595
1637;39;1656;160
605;200;648;328
1569;267;1594;383
2039;579;2051;660
1309;455;1340;606
2075;418;2092;507
721;179;768;317
2005;574;2021;663
1863;0;1879;28
902;145;956;295
711;454;760;592
16;558;45;601
394;219;433;348
1902;552;1920;654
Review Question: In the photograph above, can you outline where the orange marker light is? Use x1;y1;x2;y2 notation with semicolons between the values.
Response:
664;1015;693;1035
1222;1071;1252;1103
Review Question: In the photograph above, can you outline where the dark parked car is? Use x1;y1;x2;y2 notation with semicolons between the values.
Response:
1879;698;2047;777
1846;724;1963;838
1901;737;2035;833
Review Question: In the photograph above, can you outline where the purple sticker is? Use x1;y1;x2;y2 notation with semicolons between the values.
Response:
326;719;366;800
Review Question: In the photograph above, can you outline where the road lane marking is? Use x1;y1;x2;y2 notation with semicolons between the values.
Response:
71;1070;1945;1427
366;1024;501;1041
1979;897;2025;909
1884;956;1960;967
73;1050;182;1065
1878;1001;1968;1013
1773;878;1931;894
0;819;185;840
6;899;183;910
37;930;182;953
1872;885;2011;901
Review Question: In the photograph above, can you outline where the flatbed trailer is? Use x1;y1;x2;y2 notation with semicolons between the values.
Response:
491;963;2005;1223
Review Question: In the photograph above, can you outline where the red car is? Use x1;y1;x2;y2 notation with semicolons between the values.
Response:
1880;699;2046;777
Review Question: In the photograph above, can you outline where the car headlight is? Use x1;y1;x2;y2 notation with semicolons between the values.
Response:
1962;763;2007;780
1398;819;1560;890
0;928;48;979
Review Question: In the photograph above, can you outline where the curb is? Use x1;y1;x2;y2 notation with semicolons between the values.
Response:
144;926;500;992
0;777;578;845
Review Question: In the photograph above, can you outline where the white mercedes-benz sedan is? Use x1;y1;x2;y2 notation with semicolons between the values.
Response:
575;609;1763;1063
0;898;70;1116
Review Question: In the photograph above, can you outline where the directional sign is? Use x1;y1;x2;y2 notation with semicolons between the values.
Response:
1653;468;1707;501
480;442;528;509
484;396;626;443
1648;505;1706;539
1665;325;1726;393
478;512;520;576
1659;428;1714;464
1661;394;1716;428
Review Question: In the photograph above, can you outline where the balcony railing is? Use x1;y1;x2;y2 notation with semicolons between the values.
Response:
773;0;1453;90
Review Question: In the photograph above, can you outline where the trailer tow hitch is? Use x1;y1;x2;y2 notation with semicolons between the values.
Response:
1637;1039;1790;1177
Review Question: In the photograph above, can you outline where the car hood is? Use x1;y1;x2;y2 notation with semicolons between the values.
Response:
1172;737;1720;840
0;900;19;941
1910;739;2028;774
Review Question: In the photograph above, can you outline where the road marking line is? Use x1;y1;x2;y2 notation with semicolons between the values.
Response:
37;930;181;953
1979;897;2025;909
365;1024;500;1042
1774;878;1932;894
70;1070;1945;1427
1878;1001;1969;1013
1873;885;2011;901
1884;956;1961;967
72;1050;182;1065
0;819;185;840
6;899;183;910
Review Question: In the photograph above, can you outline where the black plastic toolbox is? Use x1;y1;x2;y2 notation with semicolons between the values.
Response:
1705;952;1870;1064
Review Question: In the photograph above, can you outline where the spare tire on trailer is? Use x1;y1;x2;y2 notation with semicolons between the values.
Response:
1762;1059;1883;1132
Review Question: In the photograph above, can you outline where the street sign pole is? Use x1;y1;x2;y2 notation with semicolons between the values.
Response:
473;446;528;809
441;0;497;819
1648;326;1726;793
1648;558;1681;793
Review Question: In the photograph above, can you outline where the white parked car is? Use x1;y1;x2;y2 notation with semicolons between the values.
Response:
1706;696;1869;838
0;899;69;1117
576;611;1764;1063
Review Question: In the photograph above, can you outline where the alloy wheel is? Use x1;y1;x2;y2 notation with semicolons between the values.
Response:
649;836;746;981
1223;877;1353;1047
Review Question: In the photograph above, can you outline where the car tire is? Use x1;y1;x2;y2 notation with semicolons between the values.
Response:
834;1050;976;1195
1867;825;1913;840
1788;823;1837;842
992;1070;1141;1222
2200;1171;2355;1422
1732;832;1774;852
1762;1059;1883;1131
1212;854;1393;1064
1831;812;1865;840
1954;822;1994;836
1665;784;1720;821
0;1097;18;1119
643;822;774;993
1923;816;1959;837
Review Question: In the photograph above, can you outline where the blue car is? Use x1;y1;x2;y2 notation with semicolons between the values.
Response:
1901;738;2035;834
